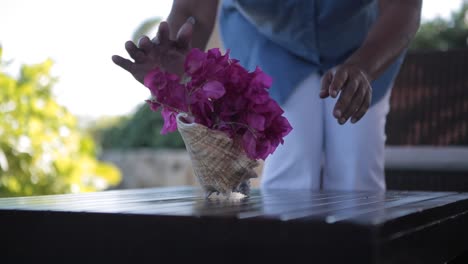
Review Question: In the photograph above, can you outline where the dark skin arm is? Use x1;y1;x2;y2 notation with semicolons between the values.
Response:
320;0;422;124
167;0;219;51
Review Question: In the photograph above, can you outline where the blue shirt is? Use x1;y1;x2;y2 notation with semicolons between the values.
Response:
219;0;405;106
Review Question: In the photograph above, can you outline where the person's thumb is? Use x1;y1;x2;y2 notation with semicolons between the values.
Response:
176;17;195;49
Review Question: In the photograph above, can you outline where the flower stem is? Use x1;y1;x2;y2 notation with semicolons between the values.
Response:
216;121;258;138
148;97;187;115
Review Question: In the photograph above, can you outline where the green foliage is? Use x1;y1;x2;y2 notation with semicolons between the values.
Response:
411;3;468;50
0;48;121;197
85;115;129;150
98;103;185;149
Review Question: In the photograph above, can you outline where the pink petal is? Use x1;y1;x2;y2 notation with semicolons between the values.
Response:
184;48;206;75
144;68;167;96
207;48;222;59
160;108;178;134
255;138;273;160
251;66;273;89
242;131;257;159
202;80;225;99
246;113;266;131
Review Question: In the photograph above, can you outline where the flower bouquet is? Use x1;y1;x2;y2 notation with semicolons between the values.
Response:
144;48;292;198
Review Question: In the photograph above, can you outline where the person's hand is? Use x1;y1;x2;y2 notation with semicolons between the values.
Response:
112;17;195;84
320;64;372;124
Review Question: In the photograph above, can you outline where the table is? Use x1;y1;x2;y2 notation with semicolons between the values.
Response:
1;186;468;263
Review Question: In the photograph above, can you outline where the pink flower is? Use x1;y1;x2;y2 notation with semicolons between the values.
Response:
198;80;226;100
160;108;178;135
242;131;272;160
250;66;273;90
251;100;284;128
245;113;266;132
184;48;207;75
217;94;247;119
143;48;292;160
144;67;188;111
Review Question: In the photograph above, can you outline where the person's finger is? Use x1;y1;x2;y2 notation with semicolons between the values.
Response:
329;67;348;98
341;82;366;124
176;17;195;49
333;78;360;123
138;36;153;54
112;55;134;72
125;41;146;62
154;21;170;45
320;71;333;98
351;89;371;123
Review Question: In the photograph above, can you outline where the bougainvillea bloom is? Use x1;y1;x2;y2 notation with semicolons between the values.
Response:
144;48;292;160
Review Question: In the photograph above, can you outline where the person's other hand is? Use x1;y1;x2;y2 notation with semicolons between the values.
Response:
320;64;372;124
112;17;195;84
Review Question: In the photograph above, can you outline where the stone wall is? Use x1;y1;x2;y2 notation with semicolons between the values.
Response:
100;149;196;189
100;149;263;189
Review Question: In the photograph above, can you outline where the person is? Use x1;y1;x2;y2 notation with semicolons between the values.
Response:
113;0;422;191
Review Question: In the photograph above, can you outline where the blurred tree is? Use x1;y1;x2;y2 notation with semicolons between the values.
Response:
85;114;129;151
99;103;185;149
0;47;121;197
410;3;468;50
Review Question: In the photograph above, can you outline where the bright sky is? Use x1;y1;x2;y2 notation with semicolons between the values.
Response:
0;0;464;119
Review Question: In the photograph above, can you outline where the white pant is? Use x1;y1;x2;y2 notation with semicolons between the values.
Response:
261;73;391;191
